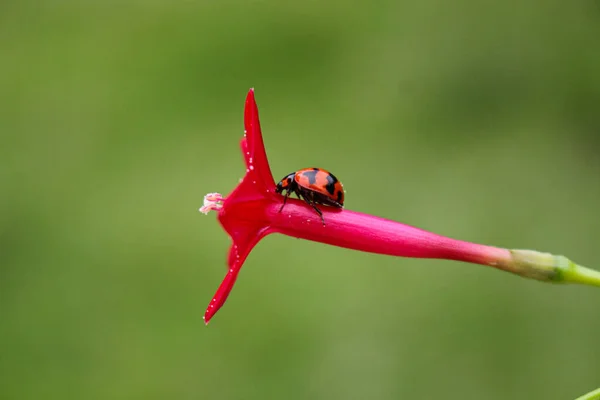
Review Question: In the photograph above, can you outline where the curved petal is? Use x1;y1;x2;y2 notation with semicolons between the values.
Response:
204;224;272;324
243;89;276;192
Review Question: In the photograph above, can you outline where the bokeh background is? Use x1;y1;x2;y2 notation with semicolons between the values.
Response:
2;1;600;399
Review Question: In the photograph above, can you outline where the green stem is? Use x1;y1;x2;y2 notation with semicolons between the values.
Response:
559;258;600;286
574;387;600;400
494;249;600;287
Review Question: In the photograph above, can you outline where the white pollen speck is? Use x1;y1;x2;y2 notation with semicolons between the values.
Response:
266;189;270;192
229;268;233;272
253;180;256;184
246;168;250;173
249;157;253;163
210;305;214;308
249;165;254;170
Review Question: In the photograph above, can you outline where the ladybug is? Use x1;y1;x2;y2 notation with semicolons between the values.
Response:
275;168;344;225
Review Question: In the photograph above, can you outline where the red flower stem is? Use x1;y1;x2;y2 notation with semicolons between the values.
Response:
265;200;512;269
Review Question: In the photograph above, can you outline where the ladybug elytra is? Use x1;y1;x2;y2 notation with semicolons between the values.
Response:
275;168;344;225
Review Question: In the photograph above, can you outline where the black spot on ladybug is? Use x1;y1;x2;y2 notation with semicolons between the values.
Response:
324;174;337;195
336;190;343;203
325;182;336;195
302;170;318;185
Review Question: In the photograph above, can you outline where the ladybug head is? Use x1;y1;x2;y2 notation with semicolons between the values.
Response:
275;173;295;194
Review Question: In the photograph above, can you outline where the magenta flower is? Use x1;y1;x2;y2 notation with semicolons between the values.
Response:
200;89;600;324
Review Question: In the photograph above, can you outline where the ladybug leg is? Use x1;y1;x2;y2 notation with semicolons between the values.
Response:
278;189;292;213
311;204;325;226
298;191;325;226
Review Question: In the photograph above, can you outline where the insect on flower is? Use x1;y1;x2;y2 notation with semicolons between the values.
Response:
200;89;600;325
275;168;345;225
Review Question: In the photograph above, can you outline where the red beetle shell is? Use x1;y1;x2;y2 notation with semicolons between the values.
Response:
275;168;344;225
293;168;344;206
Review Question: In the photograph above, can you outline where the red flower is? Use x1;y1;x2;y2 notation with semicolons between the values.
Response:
200;89;600;324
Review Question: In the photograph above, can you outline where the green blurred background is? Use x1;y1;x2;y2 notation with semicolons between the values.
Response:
1;1;599;399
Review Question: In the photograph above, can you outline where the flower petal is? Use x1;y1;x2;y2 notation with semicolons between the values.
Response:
243;89;276;192
204;223;272;324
